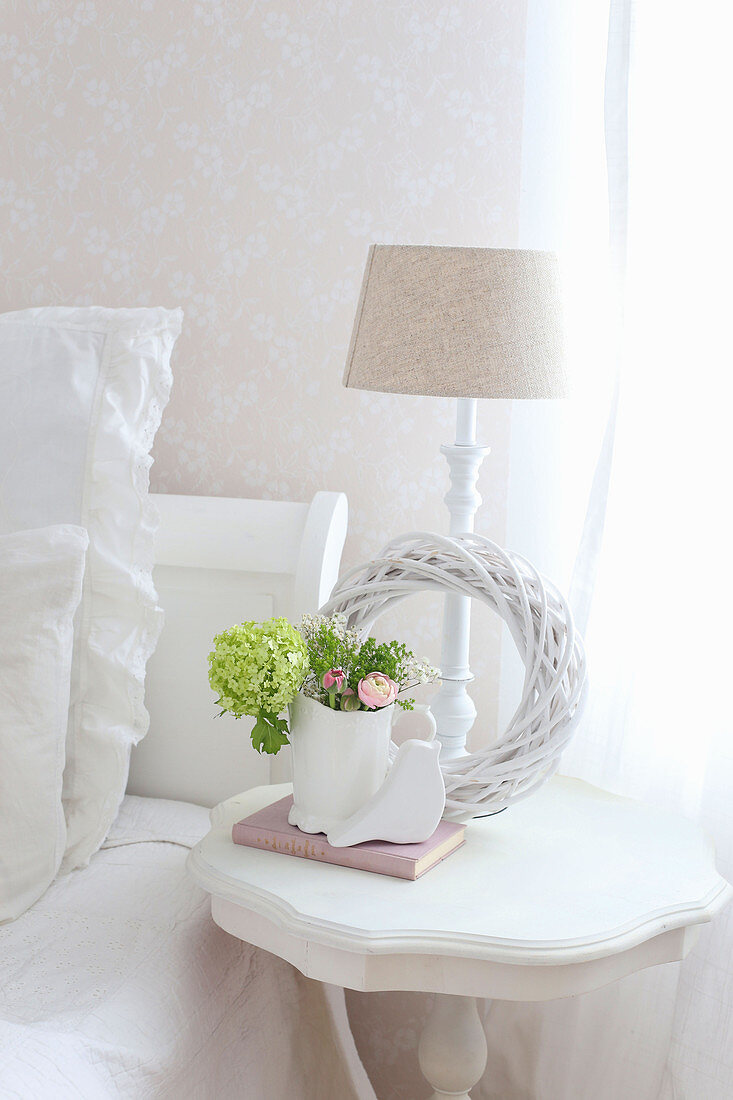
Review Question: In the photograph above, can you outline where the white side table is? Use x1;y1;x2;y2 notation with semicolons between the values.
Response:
187;777;730;1100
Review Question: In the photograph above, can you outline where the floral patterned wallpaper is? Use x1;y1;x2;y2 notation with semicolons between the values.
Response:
2;1;527;1095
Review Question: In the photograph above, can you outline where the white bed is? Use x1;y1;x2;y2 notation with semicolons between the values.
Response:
0;490;374;1100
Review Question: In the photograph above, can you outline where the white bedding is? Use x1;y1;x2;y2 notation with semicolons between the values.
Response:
0;795;373;1100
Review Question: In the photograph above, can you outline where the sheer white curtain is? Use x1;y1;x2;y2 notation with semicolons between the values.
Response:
486;1;732;1097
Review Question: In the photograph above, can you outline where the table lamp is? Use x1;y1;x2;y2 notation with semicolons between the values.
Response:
343;244;567;760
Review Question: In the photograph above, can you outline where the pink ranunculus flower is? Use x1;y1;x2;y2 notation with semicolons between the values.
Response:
340;688;361;712
357;672;399;709
323;668;346;693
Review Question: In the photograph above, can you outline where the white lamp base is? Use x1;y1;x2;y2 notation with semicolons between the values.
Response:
431;399;489;760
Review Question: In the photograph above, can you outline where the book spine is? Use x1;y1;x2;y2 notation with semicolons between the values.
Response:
231;825;416;880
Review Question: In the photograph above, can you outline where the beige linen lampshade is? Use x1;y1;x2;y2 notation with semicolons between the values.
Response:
343;245;567;399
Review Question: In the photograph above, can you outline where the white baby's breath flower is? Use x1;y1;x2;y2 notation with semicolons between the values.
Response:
298;612;326;643
301;675;324;702
403;656;440;685
328;612;348;638
299;611;356;644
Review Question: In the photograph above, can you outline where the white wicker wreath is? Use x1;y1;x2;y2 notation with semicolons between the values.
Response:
319;531;587;821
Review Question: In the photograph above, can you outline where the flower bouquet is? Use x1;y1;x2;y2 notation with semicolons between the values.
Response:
209;612;440;834
208;611;439;754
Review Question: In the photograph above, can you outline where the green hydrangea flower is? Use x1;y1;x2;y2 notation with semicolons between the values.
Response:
208;617;309;755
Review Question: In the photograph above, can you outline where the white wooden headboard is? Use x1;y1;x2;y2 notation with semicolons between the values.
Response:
127;491;348;807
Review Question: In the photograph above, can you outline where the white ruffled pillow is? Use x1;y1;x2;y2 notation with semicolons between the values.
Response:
0;307;182;870
0;526;87;921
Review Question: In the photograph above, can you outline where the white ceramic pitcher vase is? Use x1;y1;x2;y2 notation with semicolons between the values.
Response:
287;692;393;834
287;692;439;837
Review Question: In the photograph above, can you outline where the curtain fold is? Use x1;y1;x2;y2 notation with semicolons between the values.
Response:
504;0;733;1096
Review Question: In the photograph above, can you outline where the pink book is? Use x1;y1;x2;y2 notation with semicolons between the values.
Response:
232;796;465;880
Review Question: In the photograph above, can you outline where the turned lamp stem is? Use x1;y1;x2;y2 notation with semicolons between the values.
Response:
430;397;490;760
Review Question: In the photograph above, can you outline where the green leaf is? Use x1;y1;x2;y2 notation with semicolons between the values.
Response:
251;712;291;756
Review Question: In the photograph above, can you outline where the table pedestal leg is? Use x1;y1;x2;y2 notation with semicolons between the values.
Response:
417;994;488;1100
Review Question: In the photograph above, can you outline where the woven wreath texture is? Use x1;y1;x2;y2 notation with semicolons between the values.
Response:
320;531;587;820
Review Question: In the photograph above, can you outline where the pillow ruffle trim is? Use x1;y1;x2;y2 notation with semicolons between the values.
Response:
60;307;182;872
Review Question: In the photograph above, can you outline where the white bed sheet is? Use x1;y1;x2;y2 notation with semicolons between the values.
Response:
0;795;373;1100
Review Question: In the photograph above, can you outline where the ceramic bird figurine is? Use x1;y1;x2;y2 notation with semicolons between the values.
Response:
326;738;445;848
